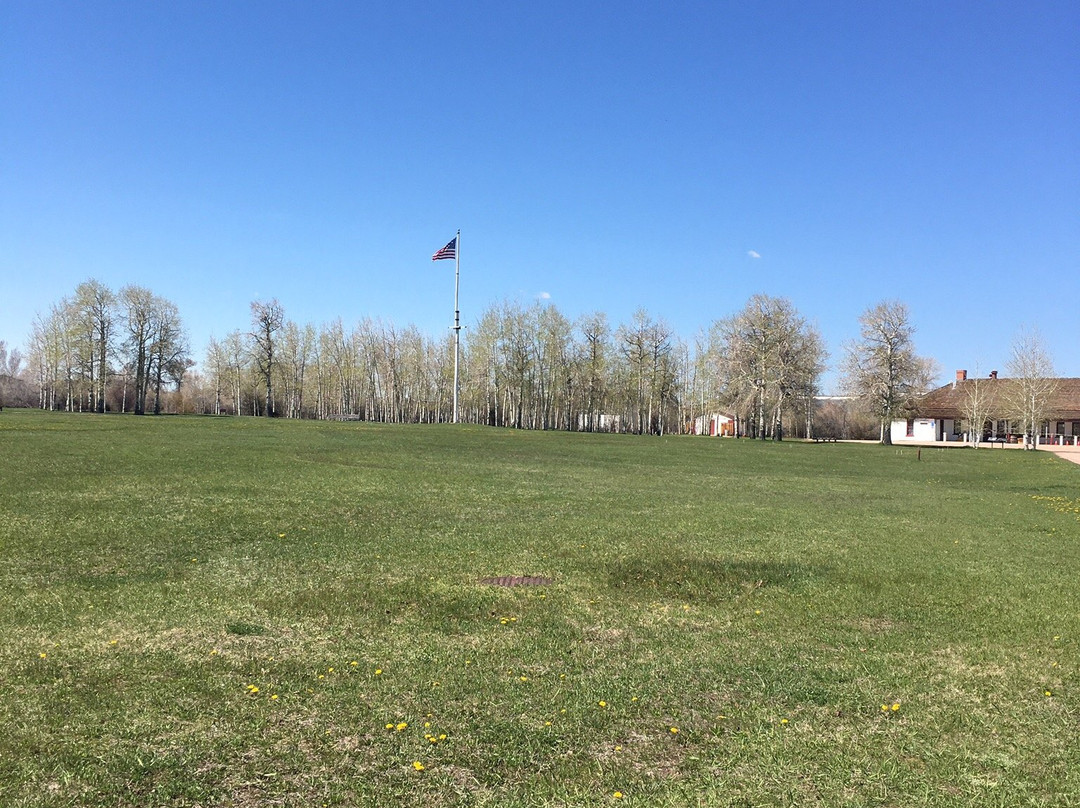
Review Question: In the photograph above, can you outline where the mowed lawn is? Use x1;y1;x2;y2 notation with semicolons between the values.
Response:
1;410;1077;807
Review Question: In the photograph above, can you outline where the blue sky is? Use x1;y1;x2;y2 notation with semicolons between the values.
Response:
2;1;1076;391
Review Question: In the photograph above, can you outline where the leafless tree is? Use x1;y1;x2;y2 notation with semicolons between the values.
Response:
841;300;937;444
960;369;1001;447
714;295;825;440
1006;328;1057;450
250;299;285;417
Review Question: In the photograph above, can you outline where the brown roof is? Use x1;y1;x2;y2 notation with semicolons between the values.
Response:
919;377;1080;420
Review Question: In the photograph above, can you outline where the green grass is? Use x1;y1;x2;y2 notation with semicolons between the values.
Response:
1;409;1077;807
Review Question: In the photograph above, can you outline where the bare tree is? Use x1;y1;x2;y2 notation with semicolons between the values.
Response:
842;300;937;445
0;340;24;407
250;299;285;417
73;280;116;413
960;369;1001;447
120;285;157;415
1006;328;1057;450
578;312;611;432
149;300;189;415
714;295;824;440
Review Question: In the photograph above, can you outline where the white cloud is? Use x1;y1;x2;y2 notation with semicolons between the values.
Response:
747;250;761;259
538;291;551;300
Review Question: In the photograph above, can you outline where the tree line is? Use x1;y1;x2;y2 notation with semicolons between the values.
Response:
11;279;943;441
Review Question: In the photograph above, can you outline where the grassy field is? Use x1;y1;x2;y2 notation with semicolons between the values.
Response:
1;409;1077;807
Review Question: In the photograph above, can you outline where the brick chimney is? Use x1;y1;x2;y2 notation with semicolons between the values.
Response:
956;369;967;381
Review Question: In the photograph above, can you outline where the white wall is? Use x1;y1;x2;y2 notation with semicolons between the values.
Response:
890;418;939;442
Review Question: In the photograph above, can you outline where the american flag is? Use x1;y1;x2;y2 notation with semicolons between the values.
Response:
432;237;457;261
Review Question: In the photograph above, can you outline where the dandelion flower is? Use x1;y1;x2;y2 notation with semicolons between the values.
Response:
669;726;679;734
375;669;383;675
412;761;425;771
780;718;789;725
613;792;624;799
598;700;607;708
396;722;408;731
38;652;46;659
385;723;394;730
891;703;901;711
520;676;529;682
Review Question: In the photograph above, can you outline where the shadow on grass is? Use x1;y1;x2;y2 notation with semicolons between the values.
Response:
603;555;830;604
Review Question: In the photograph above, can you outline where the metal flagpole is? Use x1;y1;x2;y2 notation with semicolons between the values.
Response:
453;229;460;424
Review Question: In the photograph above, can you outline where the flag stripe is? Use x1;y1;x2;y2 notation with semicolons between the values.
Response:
432;237;457;261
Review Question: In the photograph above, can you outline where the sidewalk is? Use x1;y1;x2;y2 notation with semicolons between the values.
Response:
1043;445;1080;466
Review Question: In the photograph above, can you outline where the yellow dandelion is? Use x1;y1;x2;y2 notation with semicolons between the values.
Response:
38;652;46;659
375;668;383;675
350;661;358;667
891;703;901;711
396;722;408;731
270;694;279;700
385;723;394;730
881;704;890;712
1045;690;1053;697
780;718;789;725
412;761;425;772
613;792;624;799
598;700;607;708
278;533;285;538
520;676;529;682
669;726;679;734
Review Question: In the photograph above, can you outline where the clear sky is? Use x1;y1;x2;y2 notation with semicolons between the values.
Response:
2;1;1076;391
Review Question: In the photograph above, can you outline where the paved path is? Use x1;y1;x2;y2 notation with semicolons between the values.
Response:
1044;445;1080;466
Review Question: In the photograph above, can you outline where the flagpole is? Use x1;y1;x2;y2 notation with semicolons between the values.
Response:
453;229;461;424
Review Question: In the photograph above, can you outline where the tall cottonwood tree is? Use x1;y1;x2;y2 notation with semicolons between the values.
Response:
250;299;285;417
578;312;611;432
148;299;189;415
120;285;157;415
714;295;824;439
73;280;116;413
842;300;937;444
